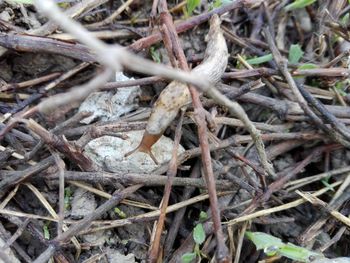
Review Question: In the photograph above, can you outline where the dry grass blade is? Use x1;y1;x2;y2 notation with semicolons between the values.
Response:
296;190;350;228
69;180;158;210
226;181;343;226
1;0;350;261
80;191;234;234
24;183;81;258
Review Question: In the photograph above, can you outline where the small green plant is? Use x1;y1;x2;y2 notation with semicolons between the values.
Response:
334;81;348;97
246;54;273;65
64;187;73;210
210;0;222;9
150;46;161;63
245;43;305;66
181;212;207;263
43;223;50;239
114;207;127;218
320;176;335;191
297;63;318;70
288;44;304;64
284;0;317;11
184;0;201;17
340;13;350;27
209;0;233;9
199;211;208;221
293;63;315;79
245;231;324;262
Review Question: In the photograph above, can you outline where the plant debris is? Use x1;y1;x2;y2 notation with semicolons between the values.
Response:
0;0;350;262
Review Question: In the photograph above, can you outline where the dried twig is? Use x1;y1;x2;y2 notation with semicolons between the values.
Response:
86;0;136;29
225;181;343;226
33;184;142;263
148;109;184;262
164;162;201;255
154;4;230;261
25;119;99;171
263;27;350;148
296;191;350;228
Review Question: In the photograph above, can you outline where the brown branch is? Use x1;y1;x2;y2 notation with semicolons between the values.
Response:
263;27;350;148
154;3;230;261
45;170;236;189
148;109;184;262
25;119;99;172
297;84;350;141
128;1;245;51
33;184;142;263
164;162;201;255
30;0;110;36
0;33;96;62
0;72;61;92
0;156;55;193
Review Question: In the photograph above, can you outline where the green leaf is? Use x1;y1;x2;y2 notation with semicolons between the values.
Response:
186;0;201;16
246;54;273;65
279;243;323;262
64;187;72;210
335;81;347;96
193;223;205;245
246;231;325;262
297;63;318;70
43;224;50;239
211;0;232;8
199;211;208;221
150;46;161;63
114;207;127;218
245;231;284;250
321;178;335;191
340;13;350;26
288;44;304;64
264;246;279;257
284;0;317;11
212;0;222;8
181;252;196;263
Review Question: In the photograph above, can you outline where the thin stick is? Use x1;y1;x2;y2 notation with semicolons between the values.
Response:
30;0;110;36
156;5;230;261
129;1;245;51
32;185;142;262
225;181;342;226
164;162;201;254
25;119;99;172
86;0;136;29
296;191;350;228
37;68;113;114
263;27;350;148
51;152;65;237
3;218;30;249
233;222;248;263
81;191;233;234
148;109;184;262
0;73;61;92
